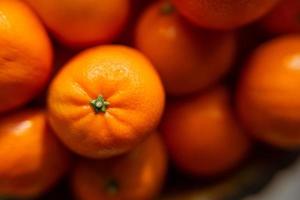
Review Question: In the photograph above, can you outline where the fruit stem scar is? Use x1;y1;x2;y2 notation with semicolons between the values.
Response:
90;96;110;113
160;1;175;15
105;179;119;196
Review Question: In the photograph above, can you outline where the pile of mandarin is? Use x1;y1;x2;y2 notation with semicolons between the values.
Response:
0;0;299;199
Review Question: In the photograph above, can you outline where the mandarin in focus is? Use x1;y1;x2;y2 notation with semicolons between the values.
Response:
48;45;165;158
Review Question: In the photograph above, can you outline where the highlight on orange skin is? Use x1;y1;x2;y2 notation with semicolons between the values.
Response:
48;45;165;159
0;109;70;198
71;133;167;200
0;0;52;113
237;35;300;149
135;1;236;96
25;0;130;48
161;86;251;176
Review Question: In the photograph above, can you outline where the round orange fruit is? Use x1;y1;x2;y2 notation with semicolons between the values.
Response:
71;133;167;200
0;0;52;113
135;1;236;95
172;0;280;30
161;87;251;176
25;0;130;48
48;45;165;158
237;35;300;149
0;109;70;198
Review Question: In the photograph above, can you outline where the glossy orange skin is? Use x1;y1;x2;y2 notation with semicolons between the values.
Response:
48;45;165;158
237;35;300;149
0;0;52;113
71;133;167;200
0;110;70;198
25;0;130;48
135;1;236;96
261;0;300;34
161;87;250;176
172;0;279;30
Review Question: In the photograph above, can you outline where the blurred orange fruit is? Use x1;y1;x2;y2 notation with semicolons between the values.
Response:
0;109;70;198
135;1;236;95
161;87;251;176
25;0;130;48
0;0;52;113
71;133;167;200
237;35;300;149
48;45;165;158
261;0;300;34
172;0;280;30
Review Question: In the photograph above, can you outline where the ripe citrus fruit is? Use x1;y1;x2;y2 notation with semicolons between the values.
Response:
261;0;300;34
161;87;251;176
135;1;236;95
71;133;167;200
0;109;70;198
48;45;165;158
25;0;130;48
0;0;52;113
237;35;300;149
172;0;280;30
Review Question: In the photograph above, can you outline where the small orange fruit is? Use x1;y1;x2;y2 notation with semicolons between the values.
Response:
261;0;300;34
0;0;52;113
25;0;130;48
48;45;165;158
161;87;251;176
135;1;236;95
0;109;70;198
71;133;167;200
172;0;280;30
237;35;300;149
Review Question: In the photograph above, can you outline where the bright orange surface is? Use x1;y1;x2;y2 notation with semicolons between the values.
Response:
0;0;52;113
25;0;130;48
0;109;70;198
237;35;300;149
48;45;165;158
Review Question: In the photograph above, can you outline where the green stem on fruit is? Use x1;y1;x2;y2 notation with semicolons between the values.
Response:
105;179;119;196
160;1;175;15
90;96;110;113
